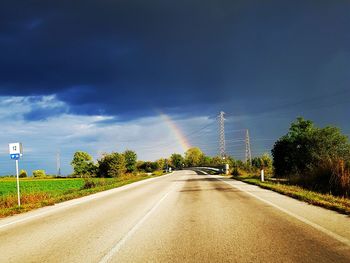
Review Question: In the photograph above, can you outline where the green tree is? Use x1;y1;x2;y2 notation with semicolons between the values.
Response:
272;117;350;195
185;147;204;167
19;169;27;178
97;152;126;177
170;153;184;169
123;150;137;173
252;153;272;171
137;161;159;173
156;158;166;171
33;170;46;178
210;156;226;166
272;117;316;177
200;155;212;166
71;151;96;177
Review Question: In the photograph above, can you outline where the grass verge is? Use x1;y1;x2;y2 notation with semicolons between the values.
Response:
231;175;350;215
0;173;164;218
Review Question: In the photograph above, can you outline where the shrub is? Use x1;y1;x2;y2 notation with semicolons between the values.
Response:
19;169;27;178
232;167;240;177
33;170;46;178
81;179;96;189
137;161;159;173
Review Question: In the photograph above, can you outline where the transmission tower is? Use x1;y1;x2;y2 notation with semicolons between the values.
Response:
56;151;61;176
245;129;252;165
218;111;226;158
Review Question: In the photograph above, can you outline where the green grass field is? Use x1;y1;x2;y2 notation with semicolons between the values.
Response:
0;174;164;218
0;178;85;195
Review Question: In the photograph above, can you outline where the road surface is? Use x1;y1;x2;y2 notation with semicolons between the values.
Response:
0;170;350;262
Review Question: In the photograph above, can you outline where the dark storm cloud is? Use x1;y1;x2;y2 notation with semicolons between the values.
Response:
0;1;349;120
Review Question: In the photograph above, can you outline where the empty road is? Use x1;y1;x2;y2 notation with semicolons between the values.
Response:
0;170;350;262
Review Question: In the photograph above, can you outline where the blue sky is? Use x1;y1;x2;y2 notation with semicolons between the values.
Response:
0;1;349;175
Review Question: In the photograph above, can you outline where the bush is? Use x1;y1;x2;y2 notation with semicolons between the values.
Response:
137;161;158;173
33;170;46;178
19;169;27;178
81;179;96;189
232;167;240;177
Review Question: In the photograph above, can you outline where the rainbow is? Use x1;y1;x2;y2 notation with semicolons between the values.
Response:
158;112;191;153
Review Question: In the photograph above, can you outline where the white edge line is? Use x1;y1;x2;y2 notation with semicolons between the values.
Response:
99;183;176;263
0;173;173;230
216;177;350;247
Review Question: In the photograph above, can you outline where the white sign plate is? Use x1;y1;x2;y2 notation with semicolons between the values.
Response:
9;143;22;155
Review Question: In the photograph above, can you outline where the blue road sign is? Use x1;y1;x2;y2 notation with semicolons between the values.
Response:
10;154;20;160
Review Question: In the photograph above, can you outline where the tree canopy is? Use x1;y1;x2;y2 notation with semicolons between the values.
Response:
71;151;96;177
123;150;137;173
170;153;184;169
97;152;126;177
185;147;204;167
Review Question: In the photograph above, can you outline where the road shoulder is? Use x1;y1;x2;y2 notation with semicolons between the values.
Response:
214;175;350;246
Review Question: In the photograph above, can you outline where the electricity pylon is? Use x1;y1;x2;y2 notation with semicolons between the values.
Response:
56;151;61;176
218;111;226;159
245;129;252;165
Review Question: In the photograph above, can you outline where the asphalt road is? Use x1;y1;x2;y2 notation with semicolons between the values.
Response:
0;170;350;263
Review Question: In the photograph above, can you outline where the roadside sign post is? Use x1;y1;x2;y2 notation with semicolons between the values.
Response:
15;159;20;207
261;169;265;182
9;143;23;207
225;164;229;175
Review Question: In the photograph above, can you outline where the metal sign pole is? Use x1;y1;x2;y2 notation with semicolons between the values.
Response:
15;159;21;207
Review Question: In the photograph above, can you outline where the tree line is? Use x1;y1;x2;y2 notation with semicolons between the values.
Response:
71;116;349;197
70;146;273;178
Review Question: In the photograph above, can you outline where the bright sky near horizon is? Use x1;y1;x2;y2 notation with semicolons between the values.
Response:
0;1;349;175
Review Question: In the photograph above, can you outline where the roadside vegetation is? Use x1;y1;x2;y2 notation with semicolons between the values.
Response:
0;149;169;218
231;176;350;214
229;117;350;214
0;174;161;218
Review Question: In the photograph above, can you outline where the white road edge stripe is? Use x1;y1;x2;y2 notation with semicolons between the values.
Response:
99;183;176;263
216;176;350;247
0;173;173;230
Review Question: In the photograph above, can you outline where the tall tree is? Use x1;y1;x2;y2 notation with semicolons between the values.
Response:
170;153;184;169
185;147;204;167
97;152;126;177
71;151;96;177
123;150;137;173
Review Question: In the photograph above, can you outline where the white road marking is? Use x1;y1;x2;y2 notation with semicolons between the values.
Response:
0;173;173;230
99;183;177;263
217;177;350;247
